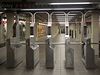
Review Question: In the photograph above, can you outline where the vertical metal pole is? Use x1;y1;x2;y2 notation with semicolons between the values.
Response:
81;13;84;42
16;14;20;44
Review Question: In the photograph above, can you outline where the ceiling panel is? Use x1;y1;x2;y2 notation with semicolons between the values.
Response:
1;0;100;3
28;0;100;3
0;0;21;2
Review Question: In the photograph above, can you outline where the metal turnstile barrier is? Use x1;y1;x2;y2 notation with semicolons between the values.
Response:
26;38;39;69
45;38;55;69
6;38;24;68
82;37;95;69
0;43;6;64
65;38;74;69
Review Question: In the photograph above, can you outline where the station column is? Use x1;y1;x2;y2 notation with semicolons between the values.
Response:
6;13;15;39
91;12;99;55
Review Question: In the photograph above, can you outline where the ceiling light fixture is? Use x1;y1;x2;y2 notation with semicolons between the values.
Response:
21;8;52;11
21;7;93;11
49;2;91;5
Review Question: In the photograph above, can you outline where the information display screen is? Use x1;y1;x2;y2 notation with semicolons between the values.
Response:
1;2;36;8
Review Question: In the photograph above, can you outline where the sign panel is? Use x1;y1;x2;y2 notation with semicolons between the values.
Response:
1;2;36;8
37;24;46;36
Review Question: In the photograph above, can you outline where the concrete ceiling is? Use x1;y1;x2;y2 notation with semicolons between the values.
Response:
0;0;99;11
1;0;100;2
0;0;100;26
27;0;100;3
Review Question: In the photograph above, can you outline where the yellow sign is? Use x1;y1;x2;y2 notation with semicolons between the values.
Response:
37;24;46;36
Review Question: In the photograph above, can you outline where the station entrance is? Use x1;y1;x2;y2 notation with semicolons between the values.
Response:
0;9;100;74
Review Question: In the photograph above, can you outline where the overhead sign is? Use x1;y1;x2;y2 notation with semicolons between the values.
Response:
1;2;36;8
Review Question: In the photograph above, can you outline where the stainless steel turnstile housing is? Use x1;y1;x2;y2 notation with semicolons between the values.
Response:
45;38;55;69
0;43;6;64
65;38;74;69
26;38;39;69
6;38;23;68
82;37;95;69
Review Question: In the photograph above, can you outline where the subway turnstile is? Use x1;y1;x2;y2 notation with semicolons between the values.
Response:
6;38;23;68
45;38;55;69
26;38;39;69
0;43;6;64
65;38;74;69
82;37;95;69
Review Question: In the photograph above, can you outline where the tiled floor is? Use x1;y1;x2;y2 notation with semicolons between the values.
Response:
0;34;100;75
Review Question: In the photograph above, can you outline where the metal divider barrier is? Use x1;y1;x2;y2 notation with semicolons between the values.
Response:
82;37;95;69
0;43;6;64
65;38;74;69
6;38;24;68
26;38;39;69
45;38;55;69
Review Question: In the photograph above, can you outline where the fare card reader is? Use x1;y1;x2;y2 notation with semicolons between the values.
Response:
82;37;95;69
45;38;55;69
65;38;74;69
26;38;39;69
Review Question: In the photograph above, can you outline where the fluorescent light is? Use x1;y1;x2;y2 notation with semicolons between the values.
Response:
21;7;93;11
54;8;93;10
49;2;91;5
36;2;100;5
21;9;52;11
53;8;84;10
